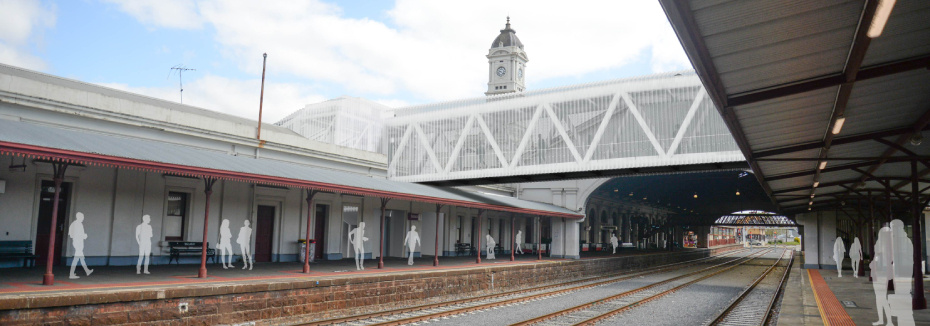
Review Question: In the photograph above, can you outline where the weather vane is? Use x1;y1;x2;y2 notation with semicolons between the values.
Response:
168;65;196;104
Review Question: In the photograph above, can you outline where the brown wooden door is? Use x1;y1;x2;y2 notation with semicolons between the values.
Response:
35;181;71;266
254;205;275;262
313;205;327;260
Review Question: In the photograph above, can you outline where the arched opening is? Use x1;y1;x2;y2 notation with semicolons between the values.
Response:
713;210;798;246
580;171;775;252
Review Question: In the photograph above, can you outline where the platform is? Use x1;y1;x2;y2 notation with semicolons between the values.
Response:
779;252;930;325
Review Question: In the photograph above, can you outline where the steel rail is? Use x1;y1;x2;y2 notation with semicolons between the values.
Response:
706;250;792;326
300;248;748;326
762;250;795;325
559;248;778;326
509;248;775;326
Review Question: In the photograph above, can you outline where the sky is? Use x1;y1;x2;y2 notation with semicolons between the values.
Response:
0;0;693;123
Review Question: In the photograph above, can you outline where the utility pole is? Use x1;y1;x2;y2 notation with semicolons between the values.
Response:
257;53;268;141
169;65;196;104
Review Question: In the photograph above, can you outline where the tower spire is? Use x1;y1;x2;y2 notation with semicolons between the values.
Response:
506;16;511;29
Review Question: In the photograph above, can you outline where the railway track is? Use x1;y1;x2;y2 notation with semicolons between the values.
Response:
706;249;794;326
510;248;778;326
299;249;750;326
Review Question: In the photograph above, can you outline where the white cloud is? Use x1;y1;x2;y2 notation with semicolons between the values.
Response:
99;74;327;123
194;0;690;102
98;0;691;114
0;42;47;70
101;0;203;30
0;0;55;70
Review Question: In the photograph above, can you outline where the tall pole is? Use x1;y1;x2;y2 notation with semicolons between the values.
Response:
198;178;217;279
303;190;316;274
912;160;927;310
510;215;515;261
434;204;443;267
42;163;68;286
378;198;390;269
257;53;267;141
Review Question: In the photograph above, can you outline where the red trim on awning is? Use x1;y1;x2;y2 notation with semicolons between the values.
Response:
0;141;583;219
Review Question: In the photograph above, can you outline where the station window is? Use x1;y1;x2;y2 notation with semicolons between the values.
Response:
164;192;189;240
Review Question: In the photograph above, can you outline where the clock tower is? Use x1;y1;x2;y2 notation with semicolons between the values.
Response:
486;17;528;96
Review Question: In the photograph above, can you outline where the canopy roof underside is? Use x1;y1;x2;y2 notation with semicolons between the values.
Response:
662;0;930;214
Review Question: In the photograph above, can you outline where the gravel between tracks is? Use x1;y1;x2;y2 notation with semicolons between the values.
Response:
593;248;786;326
410;250;763;326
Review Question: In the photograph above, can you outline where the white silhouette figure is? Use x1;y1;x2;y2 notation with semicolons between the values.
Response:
237;220;253;270
872;226;893;326
486;234;496;260
515;230;524;254
403;225;421;265
68;212;93;279
135;214;153;274
849;237;862;278
889;219;915;326
610;233;619;254
348;222;368;270
833;237;846;277
218;219;233;269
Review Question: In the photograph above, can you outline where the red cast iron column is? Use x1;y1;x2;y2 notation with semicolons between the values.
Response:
379;198;390;269
433;204;443;267
476;210;483;264
510;214;515;261
42;163;68;286
303;190;317;274
198;178;217;279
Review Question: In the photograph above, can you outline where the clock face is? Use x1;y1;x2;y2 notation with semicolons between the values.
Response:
518;68;523;79
497;66;506;77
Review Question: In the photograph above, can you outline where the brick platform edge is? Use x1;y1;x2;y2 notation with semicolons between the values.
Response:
0;246;741;325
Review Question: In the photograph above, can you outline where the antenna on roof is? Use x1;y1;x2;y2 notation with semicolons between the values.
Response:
168;65;196;104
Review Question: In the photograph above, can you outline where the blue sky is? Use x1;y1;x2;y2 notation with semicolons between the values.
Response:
0;0;691;122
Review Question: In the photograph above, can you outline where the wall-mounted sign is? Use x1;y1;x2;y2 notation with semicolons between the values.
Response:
408;213;419;221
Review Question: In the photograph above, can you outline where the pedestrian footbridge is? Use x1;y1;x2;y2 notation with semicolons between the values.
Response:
385;72;746;186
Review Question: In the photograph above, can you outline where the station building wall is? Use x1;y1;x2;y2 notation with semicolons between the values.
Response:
0;159;554;267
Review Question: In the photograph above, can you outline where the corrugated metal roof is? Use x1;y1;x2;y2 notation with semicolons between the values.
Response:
693;0;860;95
861;0;930;66
843;70;930;135
735;87;836;151
0;120;580;218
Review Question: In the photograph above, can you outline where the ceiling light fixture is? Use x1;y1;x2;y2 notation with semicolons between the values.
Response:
693;192;698;199
735;190;740;196
819;161;828;170
832;117;846;134
867;0;897;38
910;132;923;146
813;181;819;188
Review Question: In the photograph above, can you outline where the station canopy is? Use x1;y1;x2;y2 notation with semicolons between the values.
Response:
662;0;930;214
0;119;581;219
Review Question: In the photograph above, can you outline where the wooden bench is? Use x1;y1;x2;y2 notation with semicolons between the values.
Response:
168;241;216;264
0;241;38;267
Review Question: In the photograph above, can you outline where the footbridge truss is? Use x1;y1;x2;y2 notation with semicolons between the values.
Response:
386;72;746;186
